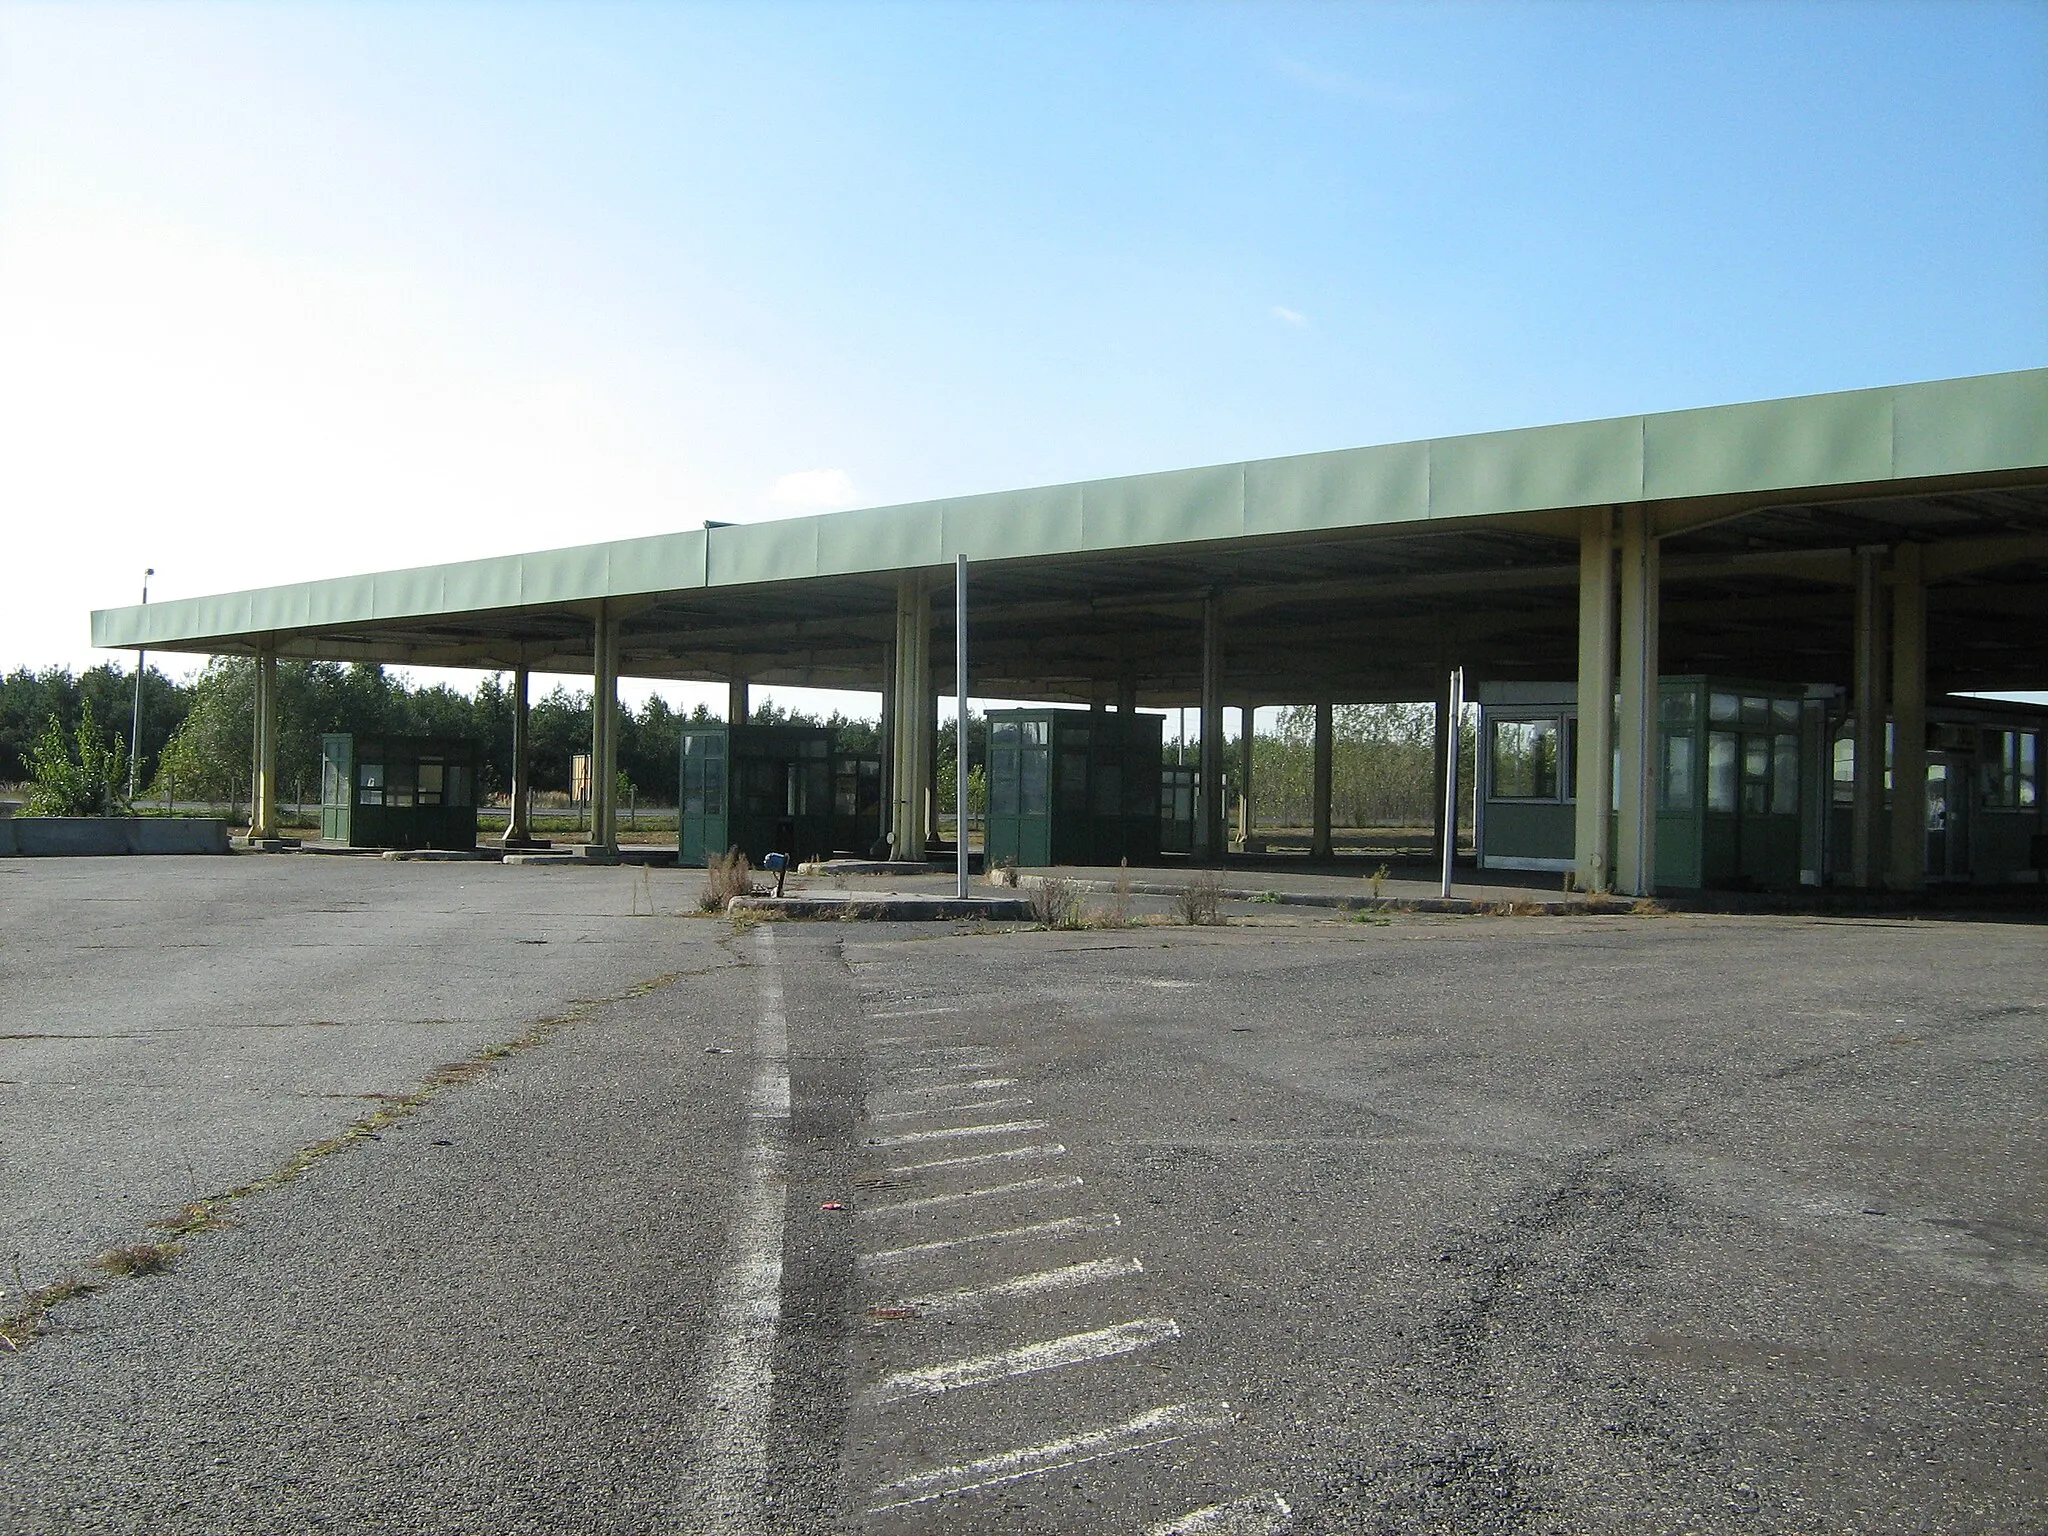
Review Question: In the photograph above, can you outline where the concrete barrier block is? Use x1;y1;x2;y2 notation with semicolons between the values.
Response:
3;818;231;856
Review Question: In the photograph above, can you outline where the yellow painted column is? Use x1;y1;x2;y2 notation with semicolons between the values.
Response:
728;675;748;726
1615;507;1660;897
1851;548;1888;888
249;647;278;840
890;574;932;860
590;601;618;853
1197;595;1226;860
1573;508;1617;892
1887;542;1927;890
504;665;532;844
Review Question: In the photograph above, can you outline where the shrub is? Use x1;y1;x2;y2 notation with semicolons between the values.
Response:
1172;870;1226;925
23;700;131;817
1028;875;1087;930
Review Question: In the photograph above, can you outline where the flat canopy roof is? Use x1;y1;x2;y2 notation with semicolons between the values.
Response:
92;369;2048;701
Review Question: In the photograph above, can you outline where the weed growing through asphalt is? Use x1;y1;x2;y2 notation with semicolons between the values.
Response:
2;1261;100;1352
1370;862;1391;898
701;848;762;912
94;1242;180;1278
1029;875;1088;930
1172;870;1226;925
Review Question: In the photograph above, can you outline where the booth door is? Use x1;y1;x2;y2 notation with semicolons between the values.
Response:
1925;757;1970;882
680;735;728;866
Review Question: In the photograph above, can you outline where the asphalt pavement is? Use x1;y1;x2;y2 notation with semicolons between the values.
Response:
2;856;2042;1534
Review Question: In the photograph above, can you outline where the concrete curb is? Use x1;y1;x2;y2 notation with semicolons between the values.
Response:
728;894;1035;921
1010;871;1637;917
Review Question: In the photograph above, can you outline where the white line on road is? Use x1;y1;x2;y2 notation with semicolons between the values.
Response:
860;1174;1083;1216
888;1142;1067;1174
858;1212;1121;1270
686;926;789;1533
881;1059;1003;1077
867;1400;1236;1512
867;1118;1047;1148
1146;1492;1294;1535
869;1317;1181;1403
869;1096;1033;1121
874;1075;1018;1099
871;1006;964;1019
873;1256;1144;1321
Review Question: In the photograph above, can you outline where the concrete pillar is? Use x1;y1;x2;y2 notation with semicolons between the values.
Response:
1432;670;1456;863
1116;667;1138;716
877;640;896;848
1851;548;1887;889
249;647;278;839
1237;704;1255;845
1574;508;1618;893
1888;542;1927;890
1615;506;1660;897
503;666;532;844
890;574;933;860
590;602;618;853
1311;700;1334;861
727;675;749;726
1196;595;1225;859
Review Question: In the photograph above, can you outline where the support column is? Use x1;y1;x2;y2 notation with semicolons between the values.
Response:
1311;700;1334;861
1196;595;1225;860
889;574;933;861
590;602;618;854
877;641;896;850
1615;506;1660;897
1237;704;1256;847
1574;508;1618;893
1116;667;1138;717
1851;548;1887;889
727;675;749;726
503;666;532;845
249;646;278;839
1888;542;1927;890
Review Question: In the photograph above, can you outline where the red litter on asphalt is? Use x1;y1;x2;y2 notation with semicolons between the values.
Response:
820;1201;845;1211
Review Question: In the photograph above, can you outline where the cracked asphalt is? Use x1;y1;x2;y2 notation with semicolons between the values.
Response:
2;856;2043;1533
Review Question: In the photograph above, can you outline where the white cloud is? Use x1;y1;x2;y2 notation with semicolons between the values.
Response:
1271;305;1308;327
768;467;860;510
1271;55;1457;114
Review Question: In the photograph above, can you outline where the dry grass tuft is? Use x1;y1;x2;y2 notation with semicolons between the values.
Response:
1171;870;1226;926
94;1242;181;1278
1028;875;1088;930
701;848;761;912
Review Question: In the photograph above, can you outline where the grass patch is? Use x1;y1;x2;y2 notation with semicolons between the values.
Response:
1171;870;1226;926
94;1242;181;1278
2;1268;100;1352
1028;875;1088;930
701;848;763;912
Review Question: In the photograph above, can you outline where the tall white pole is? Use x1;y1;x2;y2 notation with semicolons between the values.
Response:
128;568;153;801
955;553;969;899
1440;666;1464;899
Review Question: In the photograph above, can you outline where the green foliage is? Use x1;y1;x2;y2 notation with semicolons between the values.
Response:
23;699;132;816
1249;703;1476;830
148;658;251;815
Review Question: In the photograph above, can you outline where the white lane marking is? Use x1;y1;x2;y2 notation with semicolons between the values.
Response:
881;1059;1002;1077
858;1212;1120;1271
871;1006;964;1019
1147;1492;1294;1535
873;1256;1144;1321
687;925;789;1531
869;1317;1181;1403
875;1075;1018;1099
870;1096;1032;1121
860;1174;1083;1216
888;1142;1066;1174
867;1118;1046;1148
867;1400;1236;1512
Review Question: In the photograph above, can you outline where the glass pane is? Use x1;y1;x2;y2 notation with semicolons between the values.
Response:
1489;718;1559;800
1741;696;1769;727
1660;733;1694;811
1743;736;1770;782
704;774;724;817
1659;690;1696;727
1022;720;1048;746
1771;735;1799;815
417;761;444;806
1058;751;1088;812
1770;698;1801;728
387;763;415;809
322;757;341;808
1021;750;1049;815
2023;733;2040;808
1707;732;1738;813
1709;693;1739;724
358;763;384;807
992;720;1019;744
446;766;469;808
1832;735;1855;804
991;748;1019;816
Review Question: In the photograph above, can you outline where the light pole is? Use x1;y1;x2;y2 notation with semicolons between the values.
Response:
128;568;154;802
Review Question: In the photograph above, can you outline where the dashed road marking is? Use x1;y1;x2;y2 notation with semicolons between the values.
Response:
870;1096;1033;1122
1146;1492;1294;1534
869;1317;1181;1403
882;1059;1004;1078
860;1174;1083;1216
866;1400;1236;1512
876;1076;1018;1098
858;1213;1121;1271
873;1256;1144;1321
867;1118;1047;1148
888;1142;1067;1175
871;1007;964;1020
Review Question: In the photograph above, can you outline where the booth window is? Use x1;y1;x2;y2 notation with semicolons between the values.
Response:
358;763;385;807
1982;730;2040;809
386;762;415;809
446;764;469;808
1707;732;1738;813
1490;718;1560;800
1771;735;1799;814
1659;733;1695;810
1020;749;1049;815
417;760;445;807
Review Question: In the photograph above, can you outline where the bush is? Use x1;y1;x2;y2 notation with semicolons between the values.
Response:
700;847;761;912
1028;875;1087;930
1172;870;1225;926
23;700;131;817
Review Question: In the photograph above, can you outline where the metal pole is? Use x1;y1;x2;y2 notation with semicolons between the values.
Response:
128;568;153;800
1440;666;1464;898
955;553;969;899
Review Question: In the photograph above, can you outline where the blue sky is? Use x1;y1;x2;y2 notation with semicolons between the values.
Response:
2;0;2043;712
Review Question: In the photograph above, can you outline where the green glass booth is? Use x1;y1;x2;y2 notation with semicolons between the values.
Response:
679;722;881;867
986;709;1165;868
320;734;480;850
1475;677;1826;891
